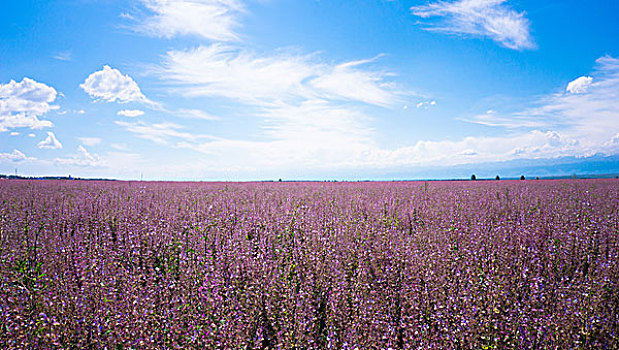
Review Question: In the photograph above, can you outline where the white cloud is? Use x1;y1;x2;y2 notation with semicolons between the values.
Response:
120;12;135;20
512;56;619;147
10;132;19;136
133;0;243;41
177;109;219;120
364;130;579;168
117;109;145;117
115;120;215;145
0;149;35;163
38;131;63;149
150;100;374;169
116;99;375;170
309;57;398;107
603;132;619;153
111;143;129;151
566;76;593;94
53;51;72;61
156;44;400;107
28;133;35;138
158;44;317;104
0;77;57;131
461;55;619;156
78;137;102;146
415;100;437;109
158;57;619;174
463;109;547;128
411;0;535;50
81;66;150;104
55;145;104;167
147;44;403;171
57;109;86;115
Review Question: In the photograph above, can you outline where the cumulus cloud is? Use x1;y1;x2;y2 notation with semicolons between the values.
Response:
117;109;145;117
81;66;150;104
566;76;593;94
0;149;35;163
132;0;243;41
156;44;400;107
38;131;63;149
0;77;57;131
55;145;104;167
411;0;535;50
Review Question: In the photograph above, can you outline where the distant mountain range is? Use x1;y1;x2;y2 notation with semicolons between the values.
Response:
380;153;619;181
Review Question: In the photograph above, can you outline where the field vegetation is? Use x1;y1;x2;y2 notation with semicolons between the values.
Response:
1;179;618;349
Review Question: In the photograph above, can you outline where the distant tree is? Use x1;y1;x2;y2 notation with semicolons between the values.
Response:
520;175;526;180
278;178;282;182
495;175;500;181
471;174;477;181
536;176;540;180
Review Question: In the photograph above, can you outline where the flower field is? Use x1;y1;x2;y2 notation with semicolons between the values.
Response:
1;179;618;349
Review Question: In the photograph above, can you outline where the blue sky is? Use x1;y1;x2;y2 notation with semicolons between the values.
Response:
1;0;618;180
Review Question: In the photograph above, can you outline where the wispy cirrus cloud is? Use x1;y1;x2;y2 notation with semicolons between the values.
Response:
115;120;216;145
0;78;57;132
309;56;399;107
131;0;243;41
123;2;409;175
114;99;376;171
461;109;547;128
155;44;401;107
52;50;72;62
145;43;405;171
411;0;535;50
177;109;220;120
78;137;102;146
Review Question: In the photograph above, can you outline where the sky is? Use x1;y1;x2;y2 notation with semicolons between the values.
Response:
1;0;618;181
